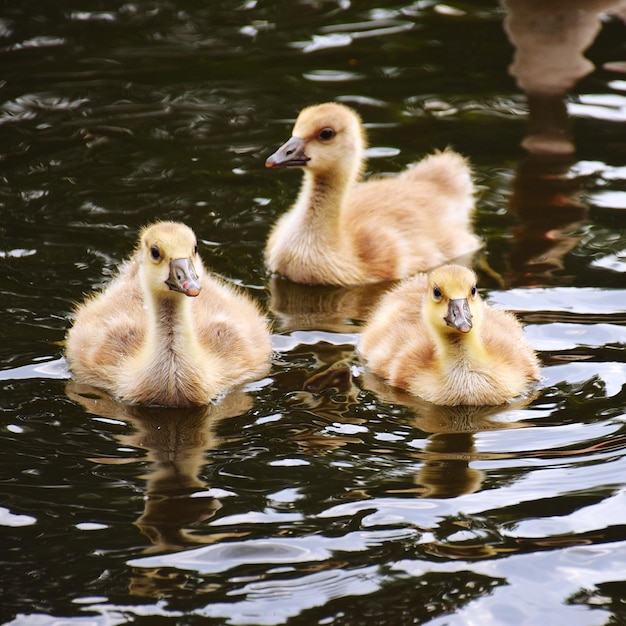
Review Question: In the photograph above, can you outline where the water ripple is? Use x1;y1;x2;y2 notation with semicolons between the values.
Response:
199;567;383;625
129;528;416;574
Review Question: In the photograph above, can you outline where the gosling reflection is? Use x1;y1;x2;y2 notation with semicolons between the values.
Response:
416;432;484;499
66;380;252;553
269;274;391;333
500;0;626;286
361;372;532;498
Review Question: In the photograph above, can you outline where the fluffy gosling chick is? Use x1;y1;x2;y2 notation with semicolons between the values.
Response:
66;221;272;407
359;264;540;405
265;102;481;286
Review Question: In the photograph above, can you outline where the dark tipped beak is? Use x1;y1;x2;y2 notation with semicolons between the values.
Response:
166;258;201;297
265;136;310;168
444;298;472;333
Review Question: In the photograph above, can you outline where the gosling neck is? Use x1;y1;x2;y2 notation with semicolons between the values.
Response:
434;318;487;368
143;289;195;362
296;152;363;232
298;169;345;223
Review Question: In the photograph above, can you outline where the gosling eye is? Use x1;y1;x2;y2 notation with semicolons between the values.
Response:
433;286;442;300
150;245;161;261
470;285;477;298
318;127;335;141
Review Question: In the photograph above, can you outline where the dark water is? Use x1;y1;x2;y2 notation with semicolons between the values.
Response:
2;1;626;624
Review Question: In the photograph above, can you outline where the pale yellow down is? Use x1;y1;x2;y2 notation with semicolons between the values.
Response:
265;102;481;286
65;221;272;407
359;264;540;406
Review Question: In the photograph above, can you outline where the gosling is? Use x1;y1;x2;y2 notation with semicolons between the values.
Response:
265;102;481;286
66;221;272;407
359;264;540;405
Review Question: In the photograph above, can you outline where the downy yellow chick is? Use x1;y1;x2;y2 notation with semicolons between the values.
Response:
66;221;272;406
265;102;481;286
359;264;540;405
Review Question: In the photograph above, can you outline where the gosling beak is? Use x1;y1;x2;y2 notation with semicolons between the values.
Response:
265;137;310;168
166;258;201;297
444;298;472;333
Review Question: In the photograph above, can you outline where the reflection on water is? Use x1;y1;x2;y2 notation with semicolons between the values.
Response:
66;381;252;554
507;153;589;285
268;274;391;332
2;0;626;625
501;0;626;287
360;370;535;499
66;381;255;600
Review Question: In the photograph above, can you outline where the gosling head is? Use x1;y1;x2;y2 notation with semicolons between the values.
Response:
265;102;366;176
138;221;202;298
425;265;481;336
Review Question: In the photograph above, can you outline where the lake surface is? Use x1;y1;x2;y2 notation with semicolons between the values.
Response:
2;1;626;624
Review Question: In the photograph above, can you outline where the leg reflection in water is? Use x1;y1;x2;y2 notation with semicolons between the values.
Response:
500;0;626;286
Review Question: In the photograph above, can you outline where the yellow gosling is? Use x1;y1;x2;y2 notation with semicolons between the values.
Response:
264;102;481;286
359;264;540;406
65;221;272;407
